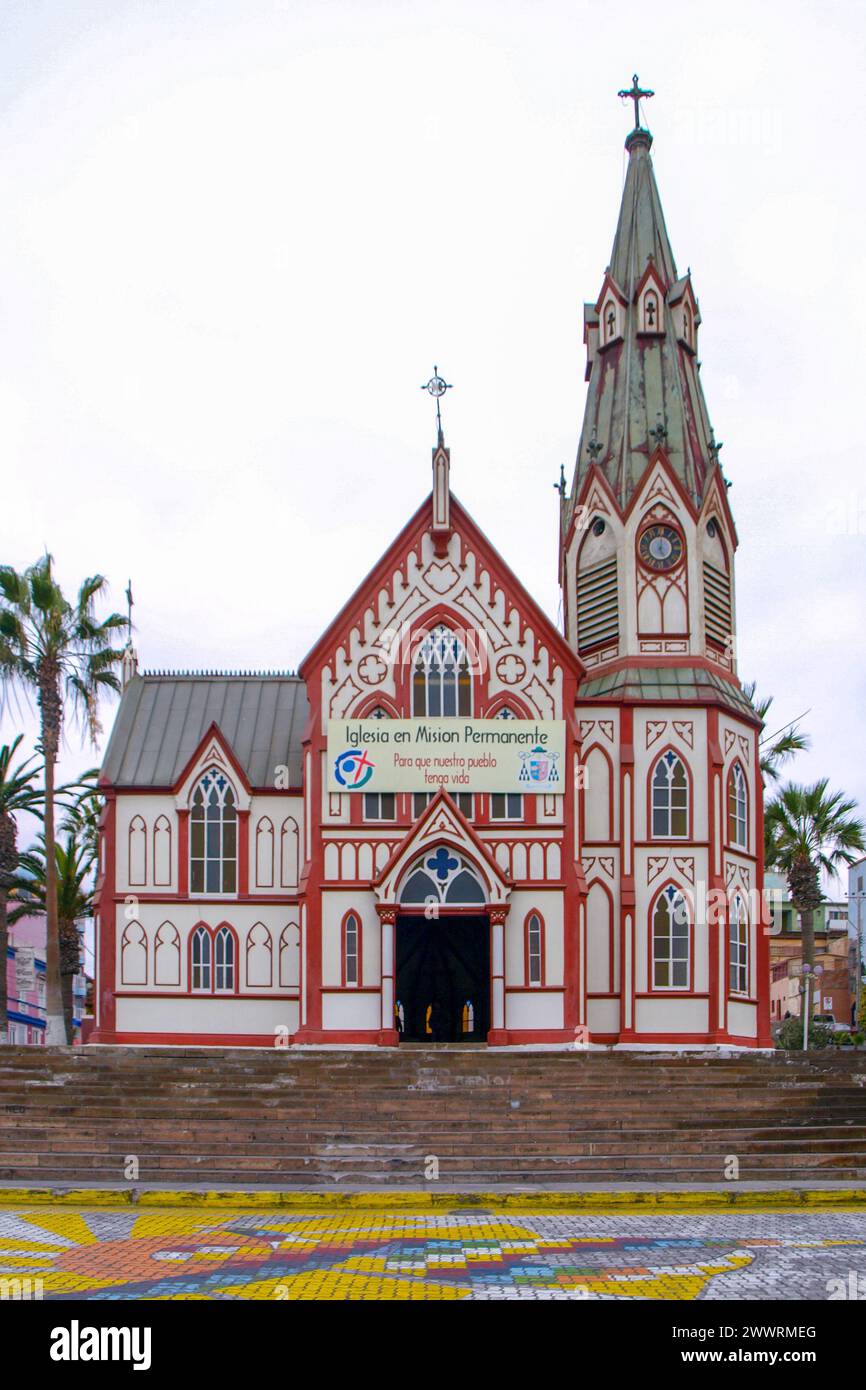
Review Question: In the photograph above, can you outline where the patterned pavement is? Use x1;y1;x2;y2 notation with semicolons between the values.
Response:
0;1207;865;1300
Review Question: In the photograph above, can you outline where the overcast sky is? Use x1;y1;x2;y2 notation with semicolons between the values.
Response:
1;0;864;886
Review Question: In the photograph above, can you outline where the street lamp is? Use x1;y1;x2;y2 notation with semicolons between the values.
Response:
796;962;824;1051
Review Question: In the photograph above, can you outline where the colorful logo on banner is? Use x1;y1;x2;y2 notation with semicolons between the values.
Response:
333;749;376;788
518;746;560;786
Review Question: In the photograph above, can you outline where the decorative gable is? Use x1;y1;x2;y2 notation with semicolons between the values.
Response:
595;272;628;351
373;790;511;908
635;259;666;337
668;276;700;354
583;303;599;381
172;722;252;812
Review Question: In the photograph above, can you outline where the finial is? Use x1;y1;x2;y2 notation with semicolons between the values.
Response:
421;366;452;446
121;579;139;688
618;73;654;148
649;412;668;448
587;427;604;461
554;463;566;498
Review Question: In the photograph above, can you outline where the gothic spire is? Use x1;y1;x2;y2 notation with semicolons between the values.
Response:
569;83;720;518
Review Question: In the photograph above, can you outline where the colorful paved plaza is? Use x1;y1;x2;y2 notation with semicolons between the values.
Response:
0;1206;865;1300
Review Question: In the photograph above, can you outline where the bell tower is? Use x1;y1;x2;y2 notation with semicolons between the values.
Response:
560;81;739;685
564;80;770;1050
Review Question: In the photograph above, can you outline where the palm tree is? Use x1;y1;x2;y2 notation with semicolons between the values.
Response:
742;681;810;782
0;557;125;1044
0;736;44;1042
765;780;866;974
9;829;95;1043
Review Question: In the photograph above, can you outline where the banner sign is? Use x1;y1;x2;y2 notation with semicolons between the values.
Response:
327;719;566;794
15;948;36;993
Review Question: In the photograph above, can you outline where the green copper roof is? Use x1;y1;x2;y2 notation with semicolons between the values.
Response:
570;131;721;515
578;665;758;721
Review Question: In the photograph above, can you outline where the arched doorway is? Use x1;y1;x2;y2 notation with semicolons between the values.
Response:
394;848;490;1043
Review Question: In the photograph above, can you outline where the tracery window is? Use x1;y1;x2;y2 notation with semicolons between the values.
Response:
652;886;690;989
190;767;237;893
727;762;748;849
729;895;749;996
412;625;472;717
651;752;689;839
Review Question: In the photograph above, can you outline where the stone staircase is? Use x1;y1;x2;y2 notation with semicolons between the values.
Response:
1;1046;865;1188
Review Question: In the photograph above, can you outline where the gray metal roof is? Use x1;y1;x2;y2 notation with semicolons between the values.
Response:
578;666;759;721
100;674;309;789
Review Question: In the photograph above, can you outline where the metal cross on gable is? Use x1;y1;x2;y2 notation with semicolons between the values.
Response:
421;365;452;446
618;73;654;132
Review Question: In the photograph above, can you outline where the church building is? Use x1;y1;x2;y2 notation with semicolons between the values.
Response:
92;86;771;1049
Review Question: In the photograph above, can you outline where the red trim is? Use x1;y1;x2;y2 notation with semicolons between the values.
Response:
254;816;275;888
725;760;750;852
177;810;189;896
279;815;301;889
170;721;253;798
187;920;241;996
92;1032;297;1047
95;794;117;1035
372;788;512;895
245;922;274;989
154;921;181;987
300;492;583;682
116;991;295;1001
153;815;172;888
586;878;616;994
128;814;147;887
581;741;614;841
237;808;250;896
120;919;148;987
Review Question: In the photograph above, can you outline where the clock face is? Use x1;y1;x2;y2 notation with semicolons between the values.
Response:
639;524;683;572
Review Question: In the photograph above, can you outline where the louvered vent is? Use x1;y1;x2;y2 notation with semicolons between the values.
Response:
577;558;619;652
703;561;732;647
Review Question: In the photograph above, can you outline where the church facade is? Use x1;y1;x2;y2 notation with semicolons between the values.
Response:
92;99;771;1049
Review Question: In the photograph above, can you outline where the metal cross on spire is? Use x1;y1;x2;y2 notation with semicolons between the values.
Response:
125;579;134;636
421;365;452;446
618;73;654;132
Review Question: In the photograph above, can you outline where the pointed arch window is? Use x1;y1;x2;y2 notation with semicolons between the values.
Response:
729;895;749;996
727;762;748;849
412;625;472;717
652;886;690;989
191;925;212;992
190;767;237;894
525;911;545;986
651;751;689;839
214;925;236;992
342;911;361;986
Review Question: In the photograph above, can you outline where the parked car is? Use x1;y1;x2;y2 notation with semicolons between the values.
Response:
812;1013;850;1035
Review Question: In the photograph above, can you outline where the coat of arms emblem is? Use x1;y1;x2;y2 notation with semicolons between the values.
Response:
518;746;560;787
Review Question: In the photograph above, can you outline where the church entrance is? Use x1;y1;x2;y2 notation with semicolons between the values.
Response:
394;914;490;1043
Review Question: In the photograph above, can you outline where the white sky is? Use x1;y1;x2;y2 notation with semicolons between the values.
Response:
1;0;864;878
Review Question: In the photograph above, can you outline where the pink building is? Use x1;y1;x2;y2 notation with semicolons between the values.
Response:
5;915;86;1045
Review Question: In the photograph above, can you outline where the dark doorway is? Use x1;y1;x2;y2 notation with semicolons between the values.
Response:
395;914;490;1043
